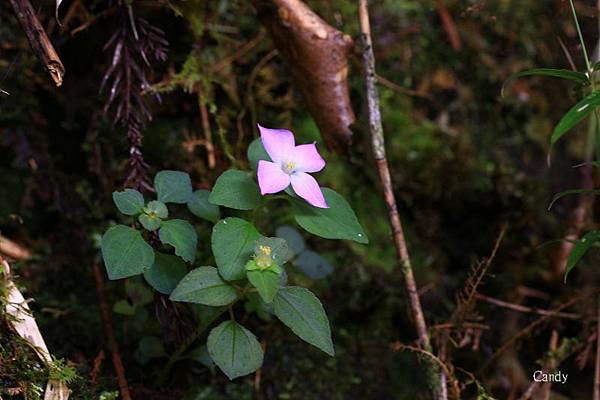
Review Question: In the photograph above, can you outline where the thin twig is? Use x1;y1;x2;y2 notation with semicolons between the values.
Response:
0;236;31;261
475;293;581;320
481;290;596;373
93;264;132;400
358;0;440;397
594;296;600;400
9;0;65;86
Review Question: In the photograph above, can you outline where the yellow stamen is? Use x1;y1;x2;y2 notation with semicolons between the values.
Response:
282;161;295;175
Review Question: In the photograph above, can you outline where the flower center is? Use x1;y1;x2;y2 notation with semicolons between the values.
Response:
255;245;273;269
282;161;296;175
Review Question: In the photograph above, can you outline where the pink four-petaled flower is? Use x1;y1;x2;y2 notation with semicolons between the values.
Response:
257;124;329;208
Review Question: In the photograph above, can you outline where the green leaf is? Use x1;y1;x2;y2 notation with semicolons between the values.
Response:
273;286;334;356
125;279;153;307
276;225;305;257
247;138;271;170
503;68;589;97
112;189;144;215
247;269;281;303
564;230;600;282
143;252;188;295
154;170;193;204
145;200;168;219
159;219;197;263
209;169;261;210
548;189;600;210
295;250;334;279
187;189;220;223
551;91;600;145
207;321;264;380
101;225;155;280
169;266;237;306
212;218;261;280
138;214;161;231
290;188;368;244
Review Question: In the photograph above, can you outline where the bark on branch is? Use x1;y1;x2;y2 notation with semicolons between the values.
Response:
9;0;65;86
358;0;441;397
253;0;355;153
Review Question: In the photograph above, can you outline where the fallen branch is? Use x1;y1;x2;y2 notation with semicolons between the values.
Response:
253;0;355;153
358;0;441;397
9;0;65;86
2;256;71;400
0;235;32;261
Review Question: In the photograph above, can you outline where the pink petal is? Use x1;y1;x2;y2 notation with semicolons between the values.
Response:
257;160;291;195
291;143;326;173
258;124;295;163
290;172;328;208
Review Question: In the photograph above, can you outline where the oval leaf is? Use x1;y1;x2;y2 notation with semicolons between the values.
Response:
154;170;193;204
247;138;271;171
209;169;261;210
207;321;264;380
101;225;154;280
247;269;281;304
212;218;261;280
143;252;188;295
159;219;197;263
552;91;600;145
112;189;144;215
187;189;220;223
290;188;368;244
295;250;334;279
273;286;334;356
170;266;237;305
564;230;600;282
276;225;306;256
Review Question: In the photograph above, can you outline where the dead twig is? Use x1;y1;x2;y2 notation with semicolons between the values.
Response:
9;0;65;86
481;290;596;373
93;264;132;400
0;236;31;261
475;293;581;320
434;0;462;51
358;0;441;397
595;296;600;400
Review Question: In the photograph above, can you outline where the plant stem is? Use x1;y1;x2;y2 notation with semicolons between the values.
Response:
569;0;591;71
357;0;440;397
158;305;228;384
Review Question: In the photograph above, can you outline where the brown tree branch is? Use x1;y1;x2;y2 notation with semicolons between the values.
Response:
358;0;441;397
253;0;355;153
9;0;65;86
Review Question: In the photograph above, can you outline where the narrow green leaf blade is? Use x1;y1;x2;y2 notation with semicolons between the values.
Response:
143;252;188;295
169;266;237;305
101;225;154;280
290;188;368;244
154;170;193;204
187;189;220;223
209;169;261;210
503;69;589;97
212;218;261;280
112;189;144;215
564;230;600;282
548;189;600;210
207;321;264;380
273;286;334;356
159;219;197;263
551;91;600;145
